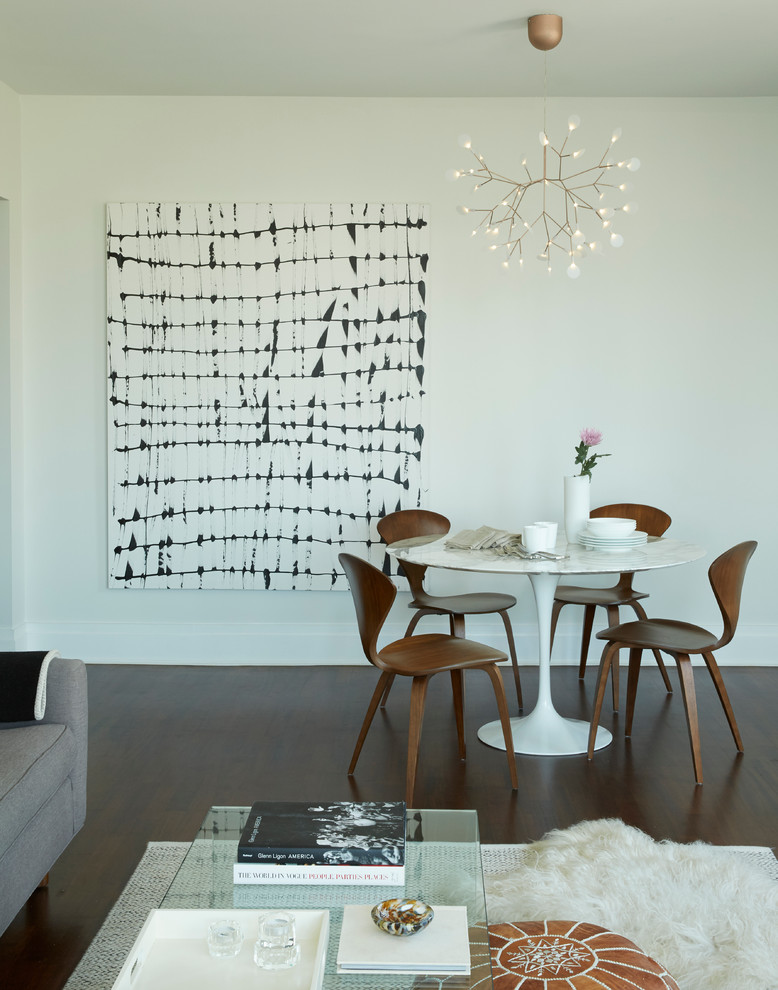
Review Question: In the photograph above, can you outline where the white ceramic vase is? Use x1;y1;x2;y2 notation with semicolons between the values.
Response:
564;474;591;544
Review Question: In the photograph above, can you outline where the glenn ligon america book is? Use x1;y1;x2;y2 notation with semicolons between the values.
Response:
237;801;406;865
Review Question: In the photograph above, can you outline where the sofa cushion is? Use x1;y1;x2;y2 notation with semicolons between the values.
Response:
0;724;76;854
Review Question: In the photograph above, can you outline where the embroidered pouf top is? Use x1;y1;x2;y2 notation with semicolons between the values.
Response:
488;921;680;990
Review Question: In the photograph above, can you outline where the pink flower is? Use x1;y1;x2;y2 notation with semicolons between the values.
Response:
579;427;603;447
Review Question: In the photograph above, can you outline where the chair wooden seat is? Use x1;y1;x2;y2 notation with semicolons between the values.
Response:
587;540;757;785
597;619;718;654
410;590;517;615
379;633;509;672
553;585;649;607
378;509;522;711
339;552;518;804
550;503;673;701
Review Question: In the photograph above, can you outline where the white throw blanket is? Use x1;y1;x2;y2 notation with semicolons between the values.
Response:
483;818;778;990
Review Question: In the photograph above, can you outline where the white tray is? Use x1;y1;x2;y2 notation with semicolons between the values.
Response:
112;908;329;990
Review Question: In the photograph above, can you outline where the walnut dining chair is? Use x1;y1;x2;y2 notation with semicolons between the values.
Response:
339;552;518;805
376;509;522;711
586;540;757;785
549;503;673;706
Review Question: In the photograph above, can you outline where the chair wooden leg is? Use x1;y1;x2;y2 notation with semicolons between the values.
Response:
406;676;430;805
674;653;703;785
579;604;597;678
629;601;673;692
349;671;393;774
605;605;621;710
482;664;518;789
450;613;466;638
549;600;564;659
37;873;50;888
379;673;396;708
450;669;466;759
625;647;644;736
498;609;523;711
587;642;617;758
702;651;744;752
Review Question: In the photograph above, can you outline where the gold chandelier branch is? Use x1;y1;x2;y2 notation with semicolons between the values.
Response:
451;125;638;275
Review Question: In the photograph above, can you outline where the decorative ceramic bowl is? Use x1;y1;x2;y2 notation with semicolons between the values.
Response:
585;517;637;538
371;899;434;936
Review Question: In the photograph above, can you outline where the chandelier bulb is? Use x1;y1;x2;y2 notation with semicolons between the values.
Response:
597;207;615;220
626;157;641;171
444;168;461;182
610;232;624;248
539;131;549;146
456;205;470;215
621;202;638;214
458;134;472;149
568;115;581;131
567;262;581;279
572;148;585;159
611;128;622;143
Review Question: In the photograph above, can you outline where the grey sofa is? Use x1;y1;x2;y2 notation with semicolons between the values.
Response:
0;655;87;935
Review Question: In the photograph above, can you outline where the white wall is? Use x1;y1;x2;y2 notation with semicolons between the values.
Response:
0;81;22;650
15;95;778;664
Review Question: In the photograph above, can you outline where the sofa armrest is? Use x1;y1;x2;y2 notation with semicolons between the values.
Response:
39;656;88;829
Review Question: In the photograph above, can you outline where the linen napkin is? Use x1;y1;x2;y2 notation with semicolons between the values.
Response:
445;526;518;550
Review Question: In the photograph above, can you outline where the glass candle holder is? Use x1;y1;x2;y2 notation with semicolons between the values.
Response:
254;911;300;970
207;918;244;958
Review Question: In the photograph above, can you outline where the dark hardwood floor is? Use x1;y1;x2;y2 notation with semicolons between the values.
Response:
1;662;776;988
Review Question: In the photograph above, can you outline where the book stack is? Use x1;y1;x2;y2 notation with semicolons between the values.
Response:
336;904;471;975
233;801;406;885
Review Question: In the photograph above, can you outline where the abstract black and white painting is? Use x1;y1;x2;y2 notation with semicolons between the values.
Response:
107;203;427;590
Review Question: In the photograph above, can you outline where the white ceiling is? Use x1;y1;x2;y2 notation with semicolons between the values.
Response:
2;0;777;98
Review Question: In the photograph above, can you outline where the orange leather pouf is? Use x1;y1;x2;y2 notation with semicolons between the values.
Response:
488;921;680;990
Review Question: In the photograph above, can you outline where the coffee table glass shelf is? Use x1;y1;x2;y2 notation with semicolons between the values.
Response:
159;806;491;989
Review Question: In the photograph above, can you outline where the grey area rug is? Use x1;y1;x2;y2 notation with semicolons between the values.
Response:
63;833;778;990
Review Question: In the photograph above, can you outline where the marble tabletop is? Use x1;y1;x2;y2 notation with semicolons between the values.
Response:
389;534;706;576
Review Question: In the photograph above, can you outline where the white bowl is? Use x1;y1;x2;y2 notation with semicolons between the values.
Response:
586;517;637;538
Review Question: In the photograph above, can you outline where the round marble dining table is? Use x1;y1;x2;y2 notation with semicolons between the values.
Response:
388;535;705;756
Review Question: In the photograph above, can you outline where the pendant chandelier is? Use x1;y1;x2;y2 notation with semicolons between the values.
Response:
448;14;639;278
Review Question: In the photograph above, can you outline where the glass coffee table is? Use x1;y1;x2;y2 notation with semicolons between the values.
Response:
161;806;491;989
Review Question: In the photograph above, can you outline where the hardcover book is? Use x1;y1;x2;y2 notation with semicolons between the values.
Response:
336;904;471;974
237;801;406;865
233;862;405;886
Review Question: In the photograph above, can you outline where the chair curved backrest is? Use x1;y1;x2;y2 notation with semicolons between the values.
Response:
708;541;757;649
591;503;672;538
590;504;672;594
376;510;451;599
376;510;451;545
339;553;397;666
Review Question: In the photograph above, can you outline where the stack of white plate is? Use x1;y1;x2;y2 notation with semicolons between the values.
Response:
579;528;648;552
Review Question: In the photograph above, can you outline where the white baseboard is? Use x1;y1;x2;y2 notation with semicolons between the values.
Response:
13;619;778;666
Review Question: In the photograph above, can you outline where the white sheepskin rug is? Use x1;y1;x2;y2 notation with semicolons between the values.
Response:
484;818;778;990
